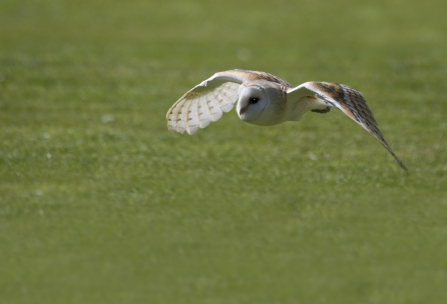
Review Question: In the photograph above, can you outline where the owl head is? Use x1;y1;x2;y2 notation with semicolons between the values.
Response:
236;83;285;126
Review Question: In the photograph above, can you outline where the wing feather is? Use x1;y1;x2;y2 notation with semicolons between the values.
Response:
187;98;200;135
207;98;223;121
197;97;211;128
287;82;407;171
182;99;191;134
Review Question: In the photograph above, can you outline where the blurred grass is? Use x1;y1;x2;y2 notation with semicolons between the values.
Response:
1;0;447;303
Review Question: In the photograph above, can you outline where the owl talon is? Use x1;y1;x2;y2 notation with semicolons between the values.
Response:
311;107;331;114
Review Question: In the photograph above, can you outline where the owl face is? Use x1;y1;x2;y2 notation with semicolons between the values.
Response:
236;85;270;124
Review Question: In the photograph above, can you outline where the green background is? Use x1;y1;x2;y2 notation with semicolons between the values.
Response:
1;0;447;303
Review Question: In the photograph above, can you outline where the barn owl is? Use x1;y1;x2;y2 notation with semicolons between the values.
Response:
166;69;407;171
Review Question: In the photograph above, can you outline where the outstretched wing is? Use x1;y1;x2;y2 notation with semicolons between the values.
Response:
287;82;408;171
166;78;239;135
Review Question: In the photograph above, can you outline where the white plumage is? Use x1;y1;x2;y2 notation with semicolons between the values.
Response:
166;69;407;171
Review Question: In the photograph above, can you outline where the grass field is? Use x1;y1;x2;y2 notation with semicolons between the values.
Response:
1;0;447;303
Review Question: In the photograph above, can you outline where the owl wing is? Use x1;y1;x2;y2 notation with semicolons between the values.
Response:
166;71;256;135
287;82;408;171
166;69;294;134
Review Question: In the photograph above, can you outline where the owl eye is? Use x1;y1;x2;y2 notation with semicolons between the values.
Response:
250;97;259;104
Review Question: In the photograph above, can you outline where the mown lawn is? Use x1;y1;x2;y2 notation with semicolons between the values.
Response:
1;0;447;303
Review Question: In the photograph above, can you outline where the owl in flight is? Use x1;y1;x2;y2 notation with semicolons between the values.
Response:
166;69;407;171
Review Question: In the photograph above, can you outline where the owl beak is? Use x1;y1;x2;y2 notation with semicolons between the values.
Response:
239;105;249;116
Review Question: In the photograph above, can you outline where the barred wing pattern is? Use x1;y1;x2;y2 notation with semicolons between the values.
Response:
166;79;240;134
289;82;408;171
